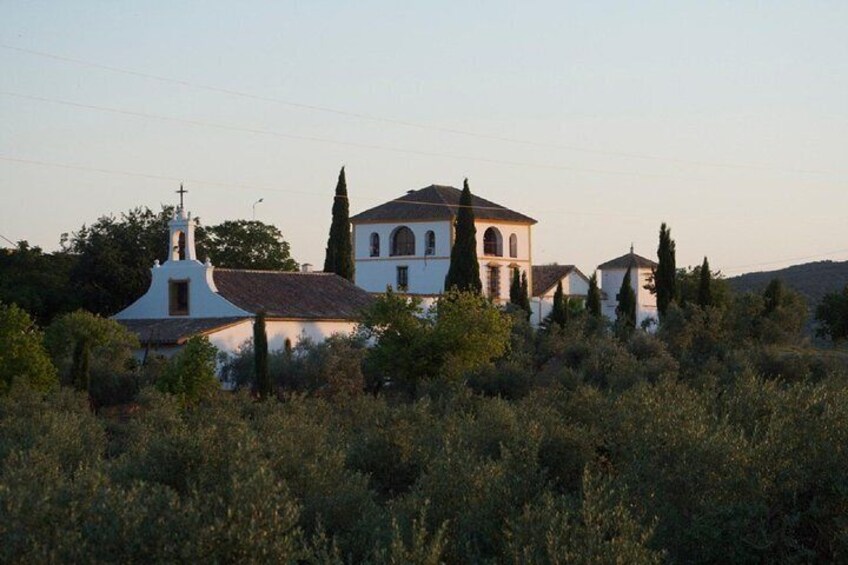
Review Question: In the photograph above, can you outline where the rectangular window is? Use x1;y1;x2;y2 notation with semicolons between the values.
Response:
169;280;190;316
396;266;409;291
488;266;501;299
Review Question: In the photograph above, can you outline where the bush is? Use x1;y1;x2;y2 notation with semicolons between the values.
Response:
155;336;219;406
0;302;57;394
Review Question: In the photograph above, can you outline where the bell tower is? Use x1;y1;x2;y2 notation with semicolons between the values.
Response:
167;184;198;262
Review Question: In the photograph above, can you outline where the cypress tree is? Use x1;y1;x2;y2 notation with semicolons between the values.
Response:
763;278;784;316
323;166;354;281
616;267;637;330
655;222;677;317
520;270;531;314
509;267;522;306
254;311;271;399
445;178;481;293
70;338;90;392
587;272;601;317
697;256;712;308
550;280;568;328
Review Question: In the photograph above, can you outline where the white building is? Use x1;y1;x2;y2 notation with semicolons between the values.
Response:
350;184;538;304
113;204;373;361
530;265;591;326
598;247;658;328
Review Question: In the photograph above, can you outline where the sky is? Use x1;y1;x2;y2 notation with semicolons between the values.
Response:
1;1;846;277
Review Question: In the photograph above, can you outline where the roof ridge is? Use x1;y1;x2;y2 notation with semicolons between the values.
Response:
214;268;330;276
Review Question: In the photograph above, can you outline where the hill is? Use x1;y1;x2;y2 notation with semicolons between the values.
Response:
727;260;848;308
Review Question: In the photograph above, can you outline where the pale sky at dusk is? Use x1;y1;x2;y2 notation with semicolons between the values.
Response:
1;1;846;276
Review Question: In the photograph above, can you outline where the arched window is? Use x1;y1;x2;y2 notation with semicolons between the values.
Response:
370;232;380;257
391;226;416;256
172;230;186;261
425;230;436;255
483;227;503;256
509;234;518;258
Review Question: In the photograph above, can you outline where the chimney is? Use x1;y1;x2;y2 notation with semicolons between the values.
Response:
301;263;312;273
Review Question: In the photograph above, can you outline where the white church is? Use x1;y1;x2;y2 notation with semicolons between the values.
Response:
114;183;658;362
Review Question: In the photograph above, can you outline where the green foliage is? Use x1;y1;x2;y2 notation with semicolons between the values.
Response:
323;166;355;281
444;178;482;293
655;222;677;317
254;312;271;399
0;241;78;324
816;284;848;341
360;289;512;395
203;219;298;271
155;336;219;407
509;268;531;318
698;256;713;307
44;310;139;385
587;272;602;317
549;280;569;329
677;261;731;309
0;302;58;394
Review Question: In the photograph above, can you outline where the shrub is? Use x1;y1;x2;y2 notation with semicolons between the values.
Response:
155;336;219;406
0;302;58;394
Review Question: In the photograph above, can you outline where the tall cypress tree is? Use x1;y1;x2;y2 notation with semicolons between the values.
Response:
587;272;602;317
655;222;677;317
616;267;637;330
697;256;712;308
254;311;271;399
70;338;91;392
509;267;522;305
520;270;531;314
550;280;568;328
323;166;354;281
445;179;481;293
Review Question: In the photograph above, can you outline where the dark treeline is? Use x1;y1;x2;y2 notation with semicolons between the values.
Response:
3;275;848;562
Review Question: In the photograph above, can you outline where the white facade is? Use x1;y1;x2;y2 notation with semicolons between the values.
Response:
600;265;658;329
353;219;533;303
531;271;590;326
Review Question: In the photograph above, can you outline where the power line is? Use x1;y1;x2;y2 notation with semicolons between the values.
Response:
1;42;842;177
0;90;680;179
723;248;848;274
0;233;18;246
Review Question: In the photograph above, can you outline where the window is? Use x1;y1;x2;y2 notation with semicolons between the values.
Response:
169;280;189;316
487;266;501;299
483;227;503;256
396;266;409;291
425;230;436;255
509;233;518;258
391;226;416;256
173;230;186;261
370;232;380;257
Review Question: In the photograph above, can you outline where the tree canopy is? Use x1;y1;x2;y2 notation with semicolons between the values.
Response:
654;222;677;317
816;284;848;342
0;302;58;394
202;220;298;271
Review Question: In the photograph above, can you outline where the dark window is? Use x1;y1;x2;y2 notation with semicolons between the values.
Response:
169;280;189;316
391;226;415;256
425;230;436;255
176;231;186;260
396;266;409;291
370;232;380;257
488;266;501;299
483;227;502;256
509;233;518;258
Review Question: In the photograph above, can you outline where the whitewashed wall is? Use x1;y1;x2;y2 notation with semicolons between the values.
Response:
530;272;590;326
208;319;358;354
114;260;249;320
600;267;658;329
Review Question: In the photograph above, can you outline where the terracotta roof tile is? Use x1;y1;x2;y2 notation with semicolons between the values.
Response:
531;264;589;296
350;185;536;224
213;269;375;319
117;317;249;345
597;252;657;271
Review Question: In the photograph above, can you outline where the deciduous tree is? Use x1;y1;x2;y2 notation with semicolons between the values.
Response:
815;284;848;342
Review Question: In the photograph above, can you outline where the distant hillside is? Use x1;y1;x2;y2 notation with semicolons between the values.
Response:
727;260;848;308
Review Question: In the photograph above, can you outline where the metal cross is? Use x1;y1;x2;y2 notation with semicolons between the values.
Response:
176;184;188;209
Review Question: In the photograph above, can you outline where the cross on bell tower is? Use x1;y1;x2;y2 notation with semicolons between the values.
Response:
176;183;188;211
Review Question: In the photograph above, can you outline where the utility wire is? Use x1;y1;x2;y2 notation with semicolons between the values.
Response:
723;248;848;274
1;42;842;177
0;232;18;246
0;90;680;179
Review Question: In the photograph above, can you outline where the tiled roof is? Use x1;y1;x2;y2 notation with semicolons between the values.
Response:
350;185;537;224
213;269;375;319
531;264;589;296
117;317;249;345
597;252;657;271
